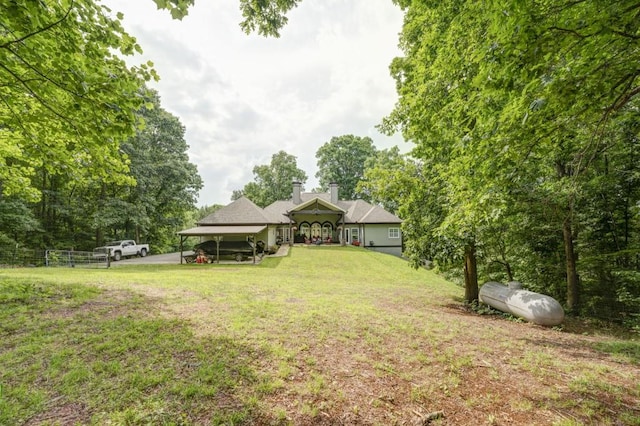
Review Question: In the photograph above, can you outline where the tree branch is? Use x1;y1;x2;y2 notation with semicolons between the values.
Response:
0;1;75;49
0;62;79;133
0;91;29;136
5;45;85;98
547;26;594;39
612;29;640;40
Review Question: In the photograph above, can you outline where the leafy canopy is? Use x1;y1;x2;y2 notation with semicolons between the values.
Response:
0;0;159;201
315;135;377;201
233;150;307;208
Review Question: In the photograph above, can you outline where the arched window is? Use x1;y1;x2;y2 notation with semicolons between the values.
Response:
311;222;322;238
299;223;311;238
322;222;333;240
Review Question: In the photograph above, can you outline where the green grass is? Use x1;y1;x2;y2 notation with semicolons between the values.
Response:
1;246;638;425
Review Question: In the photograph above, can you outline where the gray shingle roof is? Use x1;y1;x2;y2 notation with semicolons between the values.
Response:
263;200;293;224
198;197;270;225
198;192;402;226
262;193;402;224
179;225;267;235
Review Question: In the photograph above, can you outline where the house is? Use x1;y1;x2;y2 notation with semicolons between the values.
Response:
178;182;403;260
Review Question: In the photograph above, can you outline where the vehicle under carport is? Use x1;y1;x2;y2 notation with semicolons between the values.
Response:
177;225;267;264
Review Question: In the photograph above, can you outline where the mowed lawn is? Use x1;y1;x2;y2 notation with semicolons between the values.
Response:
1;246;638;425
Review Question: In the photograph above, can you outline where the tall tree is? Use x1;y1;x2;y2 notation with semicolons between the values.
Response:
315;135;377;201
357;146;414;215
113;90;203;251
382;0;640;309
233;151;307;207
0;0;161;202
15;88;203;252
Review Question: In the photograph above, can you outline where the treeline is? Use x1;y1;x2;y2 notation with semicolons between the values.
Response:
363;0;640;327
232;135;378;207
0;91;203;254
1;2;204;254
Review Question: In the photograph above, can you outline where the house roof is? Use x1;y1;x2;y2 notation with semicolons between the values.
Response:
262;193;402;224
263;200;294;224
192;191;402;229
289;197;345;213
198;196;270;225
358;204;403;223
178;225;267;236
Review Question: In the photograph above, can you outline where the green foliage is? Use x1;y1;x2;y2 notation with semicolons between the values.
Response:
315;135;377;201
0;0;158;202
0;198;41;245
108;90;203;251
357;146;415;214
152;0;194;20
0;89;202;252
234;150;307;207
237;0;301;37
379;0;640;313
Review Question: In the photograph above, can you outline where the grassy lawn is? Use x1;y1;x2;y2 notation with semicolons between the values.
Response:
1;245;638;425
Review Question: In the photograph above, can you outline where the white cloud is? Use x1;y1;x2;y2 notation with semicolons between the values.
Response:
104;0;407;206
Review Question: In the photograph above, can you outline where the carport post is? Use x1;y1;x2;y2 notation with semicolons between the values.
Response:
179;235;188;264
214;236;222;264
253;233;256;264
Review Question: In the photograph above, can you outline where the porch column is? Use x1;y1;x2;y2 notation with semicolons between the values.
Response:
289;215;294;247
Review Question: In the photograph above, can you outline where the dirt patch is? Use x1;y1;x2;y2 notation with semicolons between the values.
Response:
75;284;638;425
25;400;90;426
45;288;146;321
255;303;639;425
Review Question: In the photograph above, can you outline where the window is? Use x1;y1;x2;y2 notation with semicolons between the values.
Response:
322;223;333;240
351;228;360;242
311;222;322;238
389;228;400;239
299;223;310;238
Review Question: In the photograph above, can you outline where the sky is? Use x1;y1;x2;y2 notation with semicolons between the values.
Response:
103;0;408;206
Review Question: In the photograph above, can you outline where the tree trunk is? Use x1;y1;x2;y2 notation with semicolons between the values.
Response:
505;262;513;282
95;184;106;247
464;244;479;303
563;216;579;312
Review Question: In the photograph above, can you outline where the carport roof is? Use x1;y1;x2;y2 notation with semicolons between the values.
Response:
178;225;267;236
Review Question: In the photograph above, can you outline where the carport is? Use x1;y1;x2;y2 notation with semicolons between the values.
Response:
177;225;267;264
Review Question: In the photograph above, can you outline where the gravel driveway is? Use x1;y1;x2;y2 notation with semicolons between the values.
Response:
112;245;289;266
112;252;191;265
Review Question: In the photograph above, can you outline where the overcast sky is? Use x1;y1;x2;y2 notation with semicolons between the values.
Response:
104;0;407;206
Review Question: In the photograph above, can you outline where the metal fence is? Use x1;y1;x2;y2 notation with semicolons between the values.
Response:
0;247;109;268
0;246;44;268
45;250;109;268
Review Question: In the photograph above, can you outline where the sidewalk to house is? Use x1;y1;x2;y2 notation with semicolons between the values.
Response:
270;244;290;257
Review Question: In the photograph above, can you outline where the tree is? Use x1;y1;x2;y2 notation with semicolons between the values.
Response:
13;88;203;252
357;146;414;215
382;0;640;309
0;0;163;202
151;0;298;36
234;151;307;207
0;197;41;247
110;89;203;251
315;135;377;201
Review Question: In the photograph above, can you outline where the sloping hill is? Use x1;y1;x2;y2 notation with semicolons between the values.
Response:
1;246;638;425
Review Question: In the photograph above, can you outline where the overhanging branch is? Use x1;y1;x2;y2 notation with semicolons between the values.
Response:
0;0;75;49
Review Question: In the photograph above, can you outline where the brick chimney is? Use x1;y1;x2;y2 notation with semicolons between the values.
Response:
329;182;339;204
292;181;302;204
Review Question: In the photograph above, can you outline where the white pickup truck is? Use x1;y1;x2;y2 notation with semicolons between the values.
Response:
94;240;149;261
